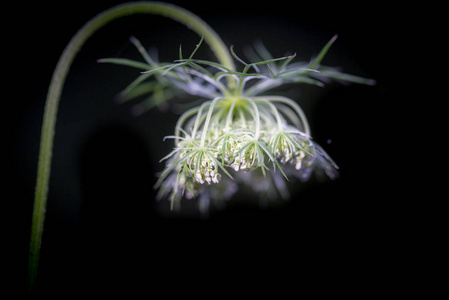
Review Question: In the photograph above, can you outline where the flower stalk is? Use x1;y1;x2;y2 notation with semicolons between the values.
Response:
28;1;234;292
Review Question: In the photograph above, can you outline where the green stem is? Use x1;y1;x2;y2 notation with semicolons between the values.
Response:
200;97;221;147
254;95;311;137
252;98;283;130
174;105;201;145
245;98;261;139
28;1;234;292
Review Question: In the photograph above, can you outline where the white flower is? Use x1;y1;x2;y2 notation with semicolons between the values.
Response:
104;36;373;214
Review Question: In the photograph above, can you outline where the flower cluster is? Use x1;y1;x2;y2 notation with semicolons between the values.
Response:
100;35;374;215
153;94;340;213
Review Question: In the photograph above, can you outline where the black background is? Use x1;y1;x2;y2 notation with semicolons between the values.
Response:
8;0;412;296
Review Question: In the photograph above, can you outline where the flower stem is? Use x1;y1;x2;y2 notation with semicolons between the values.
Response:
254;95;311;137
200;97;221;147
28;1;234;292
245;98;261;139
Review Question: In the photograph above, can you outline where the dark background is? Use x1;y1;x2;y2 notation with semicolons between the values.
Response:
8;0;411;296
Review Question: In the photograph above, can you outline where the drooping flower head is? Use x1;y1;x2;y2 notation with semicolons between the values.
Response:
100;35;375;215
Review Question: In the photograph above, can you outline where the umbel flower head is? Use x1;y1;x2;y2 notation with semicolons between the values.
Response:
99;35;374;215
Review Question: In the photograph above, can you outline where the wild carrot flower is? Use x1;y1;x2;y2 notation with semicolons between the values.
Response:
100;35;374;215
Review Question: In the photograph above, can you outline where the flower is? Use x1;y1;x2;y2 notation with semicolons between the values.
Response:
101;35;374;215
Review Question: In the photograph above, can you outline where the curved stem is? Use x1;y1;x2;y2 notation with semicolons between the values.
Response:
225;100;236;129
200;97;221;147
28;1;234;291
175;106;201;145
253;95;311;137
253;98;284;130
191;101;211;140
244;98;261;139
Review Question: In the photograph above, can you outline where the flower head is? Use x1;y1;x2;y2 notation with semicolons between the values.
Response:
101;35;374;215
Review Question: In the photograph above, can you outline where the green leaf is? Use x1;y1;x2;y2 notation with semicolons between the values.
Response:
161;62;187;76
118;81;157;102
214;70;265;79
129;36;157;66
291;76;325;87
231;140;254;162
258;139;288;180
176;58;231;72
141;63;179;74
118;72;156;97
97;58;151;70
283;133;315;157
242;54;295;74
189;36;204;60
207;152;234;180
230;45;250;67
308;34;338;69
318;69;376;85
277;67;318;78
279;53;297;71
179;44;183;61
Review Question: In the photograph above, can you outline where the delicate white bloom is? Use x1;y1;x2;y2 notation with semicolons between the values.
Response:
104;35;374;215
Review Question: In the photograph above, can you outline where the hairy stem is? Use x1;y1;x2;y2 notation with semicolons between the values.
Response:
28;1;233;291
